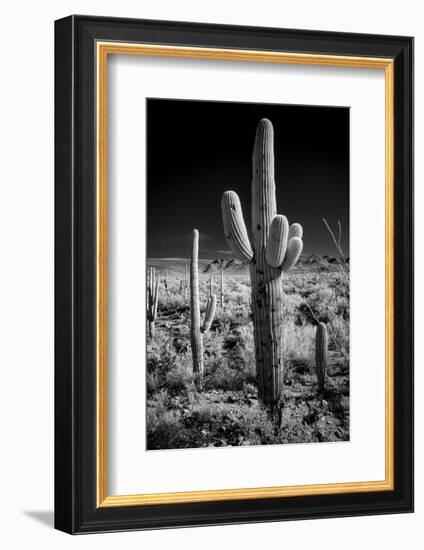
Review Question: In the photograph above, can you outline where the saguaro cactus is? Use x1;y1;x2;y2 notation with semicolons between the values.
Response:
315;322;328;392
221;119;303;420
190;229;216;381
147;267;159;338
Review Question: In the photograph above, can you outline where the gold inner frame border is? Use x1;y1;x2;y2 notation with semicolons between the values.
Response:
96;42;394;508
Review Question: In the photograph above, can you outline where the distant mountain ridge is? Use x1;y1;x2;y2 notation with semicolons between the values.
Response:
202;257;244;273
200;254;349;274
297;254;349;270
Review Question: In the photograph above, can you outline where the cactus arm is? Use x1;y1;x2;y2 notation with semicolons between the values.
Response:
265;215;289;268
201;295;216;333
281;237;303;272
288;222;303;240
315;322;328;392
221;191;253;263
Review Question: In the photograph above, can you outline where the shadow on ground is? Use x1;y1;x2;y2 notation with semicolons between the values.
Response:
23;510;54;528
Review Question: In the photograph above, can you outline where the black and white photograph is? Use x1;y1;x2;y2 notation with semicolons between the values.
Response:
146;98;350;450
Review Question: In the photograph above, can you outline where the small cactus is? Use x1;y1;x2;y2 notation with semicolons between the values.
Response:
147;267;159;338
315;322;328;392
190;229;216;382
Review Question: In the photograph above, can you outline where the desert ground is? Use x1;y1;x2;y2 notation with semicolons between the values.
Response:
146;256;349;450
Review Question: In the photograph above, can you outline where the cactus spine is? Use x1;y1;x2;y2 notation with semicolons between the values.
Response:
147;267;159;338
221;119;303;420
190;229;216;381
315;322;328;392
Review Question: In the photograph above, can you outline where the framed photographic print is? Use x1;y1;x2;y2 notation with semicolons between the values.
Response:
54;15;413;534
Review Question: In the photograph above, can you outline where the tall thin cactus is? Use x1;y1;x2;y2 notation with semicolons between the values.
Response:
221;118;303;420
184;263;189;300
190;229;216;382
147;267;159;338
315;322;328;392
220;265;224;309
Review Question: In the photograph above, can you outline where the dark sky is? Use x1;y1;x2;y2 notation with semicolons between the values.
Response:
147;98;349;259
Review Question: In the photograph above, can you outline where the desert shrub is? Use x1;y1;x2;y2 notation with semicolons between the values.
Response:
182;402;276;446
147;336;177;380
147;332;193;393
146;389;191;449
158;297;189;317
329;315;349;347
243;383;257;397
327;316;349;359
204;326;227;356
165;358;193;393
312;276;348;318
225;325;255;369
146;409;191;450
146;371;159;396
155;274;190;317
284;320;315;369
146;389;171;422
172;334;190;354
203;358;245;391
284;291;305;321
202;322;256;391
209;316;231;334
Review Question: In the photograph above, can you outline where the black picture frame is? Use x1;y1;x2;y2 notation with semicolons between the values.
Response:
55;15;413;534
